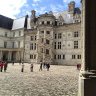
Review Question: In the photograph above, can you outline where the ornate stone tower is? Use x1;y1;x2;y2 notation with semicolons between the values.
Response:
31;10;36;19
30;10;36;29
68;1;75;14
36;13;55;64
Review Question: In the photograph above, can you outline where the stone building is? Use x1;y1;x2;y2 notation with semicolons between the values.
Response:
0;1;81;65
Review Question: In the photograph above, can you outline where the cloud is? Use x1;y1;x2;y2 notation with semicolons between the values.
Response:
50;4;64;12
0;0;27;19
35;7;46;15
33;0;41;3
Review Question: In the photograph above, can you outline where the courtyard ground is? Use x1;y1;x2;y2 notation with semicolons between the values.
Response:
0;63;79;96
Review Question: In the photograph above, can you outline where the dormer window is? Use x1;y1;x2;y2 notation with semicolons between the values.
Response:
5;32;7;37
47;21;50;25
42;21;44;24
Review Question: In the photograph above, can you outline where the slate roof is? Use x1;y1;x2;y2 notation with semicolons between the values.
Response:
0;15;13;30
74;7;81;14
54;11;74;24
12;15;28;30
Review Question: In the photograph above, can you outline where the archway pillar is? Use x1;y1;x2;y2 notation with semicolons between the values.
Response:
78;0;96;96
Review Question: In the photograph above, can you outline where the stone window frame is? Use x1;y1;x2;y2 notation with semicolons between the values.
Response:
19;31;21;36
42;21;44;24
63;54;65;59
74;31;79;37
30;54;33;59
46;31;50;34
55;34;57;39
30;43;33;50
4;41;7;48
54;55;56;59
46;39;50;44
34;54;36;59
46;49;49;54
74;41;78;49
47;21;50;25
30;36;34;41
18;41;20;48
5;32;7;37
58;55;61;59
58;33;62;39
77;55;81;59
35;36;36;40
13;32;15;37
72;55;76;59
34;43;36;50
58;42;61;49
54;42;56;49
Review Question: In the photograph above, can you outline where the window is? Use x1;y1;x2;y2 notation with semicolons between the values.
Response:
74;31;79;37
46;31;50;34
19;31;21;36
5;32;7;37
72;55;76;59
58;42;61;49
74;41;78;49
41;31;44;34
77;55;81;59
30;55;33;59
30;36;34;41
30;43;33;50
13;32;15;37
54;55;56;59
41;48;43;53
12;42;14;48
58;33;62;39
4;42;7;48
46;39;50;44
34;55;36;59
46;49;49;54
47;21;50;25
55;34;57;39
35;36;36;40
63;55;65;59
41;38;44;43
34;43;36;50
54;42;56;49
42;21;44;24
18;41;20;48
58;55;61;59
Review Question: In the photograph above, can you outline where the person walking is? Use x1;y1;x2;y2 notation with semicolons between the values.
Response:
12;61;14;65
4;61;8;72
1;61;4;72
21;63;24;72
30;63;33;72
39;63;43;71
46;63;50;71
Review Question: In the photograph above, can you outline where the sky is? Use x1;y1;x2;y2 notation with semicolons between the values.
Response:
0;0;81;19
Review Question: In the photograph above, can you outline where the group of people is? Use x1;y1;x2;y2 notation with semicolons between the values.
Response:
20;62;50;72
39;62;50;71
0;61;50;73
0;61;8;72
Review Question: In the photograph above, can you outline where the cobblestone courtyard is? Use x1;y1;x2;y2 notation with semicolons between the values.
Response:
0;64;79;96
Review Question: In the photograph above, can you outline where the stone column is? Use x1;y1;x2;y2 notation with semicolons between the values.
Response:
0;51;2;60
78;0;96;96
8;51;12;61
